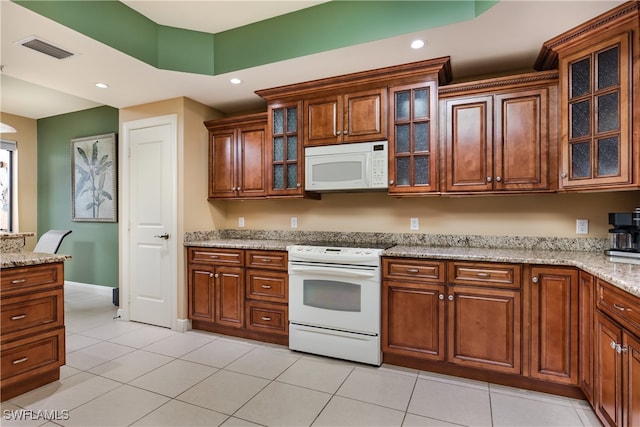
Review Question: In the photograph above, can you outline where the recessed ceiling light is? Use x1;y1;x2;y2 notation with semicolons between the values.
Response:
230;78;242;85
95;82;109;89
410;39;426;49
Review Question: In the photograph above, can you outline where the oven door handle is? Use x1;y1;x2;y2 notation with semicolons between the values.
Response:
289;265;376;279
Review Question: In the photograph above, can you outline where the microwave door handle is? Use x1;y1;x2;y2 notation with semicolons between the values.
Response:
289;265;376;279
365;153;370;187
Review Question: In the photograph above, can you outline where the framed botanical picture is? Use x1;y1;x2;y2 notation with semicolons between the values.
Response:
71;133;117;222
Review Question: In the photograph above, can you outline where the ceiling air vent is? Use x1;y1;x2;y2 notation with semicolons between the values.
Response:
17;36;74;60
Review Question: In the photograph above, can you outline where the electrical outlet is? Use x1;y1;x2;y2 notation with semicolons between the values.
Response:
576;218;589;234
410;217;419;231
238;217;245;227
291;217;298;228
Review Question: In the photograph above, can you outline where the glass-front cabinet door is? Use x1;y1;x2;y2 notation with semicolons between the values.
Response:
560;33;631;188
388;82;438;195
267;101;304;196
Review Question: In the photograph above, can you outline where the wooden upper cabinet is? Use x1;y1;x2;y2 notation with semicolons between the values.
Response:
205;113;268;199
388;82;439;195
535;1;640;191
440;71;558;193
304;88;387;146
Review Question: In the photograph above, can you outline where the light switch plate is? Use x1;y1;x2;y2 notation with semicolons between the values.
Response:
576;219;588;234
238;217;245;227
291;217;298;228
410;218;419;231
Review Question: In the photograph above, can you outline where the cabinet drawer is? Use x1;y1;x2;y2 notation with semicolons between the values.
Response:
188;248;244;266
1;328;65;381
448;262;521;289
1;263;63;296
1;289;64;338
246;250;287;270
246;270;288;303
245;301;288;335
597;279;640;336
383;258;445;283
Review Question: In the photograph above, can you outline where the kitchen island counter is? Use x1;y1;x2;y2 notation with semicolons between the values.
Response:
1;252;71;269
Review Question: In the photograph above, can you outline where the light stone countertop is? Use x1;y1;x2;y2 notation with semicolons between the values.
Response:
1;252;71;268
186;239;640;299
385;245;640;298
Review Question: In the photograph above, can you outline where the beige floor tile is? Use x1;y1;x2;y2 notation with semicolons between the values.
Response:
65;333;101;352
176;370;269;415
107;324;177;348
408;378;492;426
489;383;574;407
142;331;214;357
220;417;263;426
402;413;464;426
88;349;173;383
337;366;417;411
224;346;301;380
276;355;354;393
180;338;257;368
491;392;584;427
313;395;405;426
235;381;331;427
131;399;228;426
65;341;134;370
0;401;54;427
59;365;82;380
59;384;169;427
71;319;145;340
10;372;120;412
130;359;217;397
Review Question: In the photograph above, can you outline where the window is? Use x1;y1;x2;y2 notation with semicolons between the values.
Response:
0;140;16;232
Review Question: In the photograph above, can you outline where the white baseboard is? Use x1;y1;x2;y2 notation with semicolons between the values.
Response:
65;281;115;296
174;318;192;332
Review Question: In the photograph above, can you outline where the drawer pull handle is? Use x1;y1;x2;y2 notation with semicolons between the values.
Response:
261;285;272;289
12;357;28;365
261;259;272;263
209;255;219;259
406;268;419;274
261;316;272;321
475;272;490;277
613;303;627;311
11;279;27;284
11;314;27;321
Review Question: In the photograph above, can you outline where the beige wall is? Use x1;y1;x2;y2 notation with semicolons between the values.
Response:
220;190;640;238
0;112;38;249
119;97;222;321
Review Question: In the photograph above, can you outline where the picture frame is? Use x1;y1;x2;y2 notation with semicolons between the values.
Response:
71;133;117;222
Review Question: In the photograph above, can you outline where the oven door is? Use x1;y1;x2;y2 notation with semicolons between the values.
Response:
288;262;380;335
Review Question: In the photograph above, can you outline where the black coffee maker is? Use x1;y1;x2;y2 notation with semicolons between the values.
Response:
605;207;640;259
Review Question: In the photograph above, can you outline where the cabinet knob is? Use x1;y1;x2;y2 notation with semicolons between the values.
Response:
343;130;348;135
209;273;214;278
439;294;444;300
336;131;342;135
486;176;492;183
560;172;568;178
495;176;502;182
448;295;454;301
296;183;301;188
389;180;394;185
214;273;219;278
532;276;539;284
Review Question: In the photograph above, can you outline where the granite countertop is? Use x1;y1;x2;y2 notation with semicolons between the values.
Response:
385;245;640;298
186;238;640;298
1;252;72;268
0;232;35;239
185;239;296;251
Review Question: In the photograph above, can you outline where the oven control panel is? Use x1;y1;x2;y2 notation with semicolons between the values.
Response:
287;245;385;265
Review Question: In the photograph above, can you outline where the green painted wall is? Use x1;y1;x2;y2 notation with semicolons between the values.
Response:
14;0;497;76
37;106;119;288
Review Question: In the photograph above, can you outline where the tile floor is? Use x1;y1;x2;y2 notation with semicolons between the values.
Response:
1;284;603;427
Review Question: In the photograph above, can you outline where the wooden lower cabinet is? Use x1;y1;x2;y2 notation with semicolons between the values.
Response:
595;311;625;426
187;247;288;345
447;285;521;375
382;280;445;361
529;266;579;385
579;271;595;404
382;258;522;376
1;262;66;401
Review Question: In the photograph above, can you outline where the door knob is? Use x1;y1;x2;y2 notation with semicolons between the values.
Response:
154;233;170;240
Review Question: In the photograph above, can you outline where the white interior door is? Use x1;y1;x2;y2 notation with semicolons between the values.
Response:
122;115;177;328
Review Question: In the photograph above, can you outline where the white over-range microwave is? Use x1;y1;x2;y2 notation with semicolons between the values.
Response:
304;140;388;192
